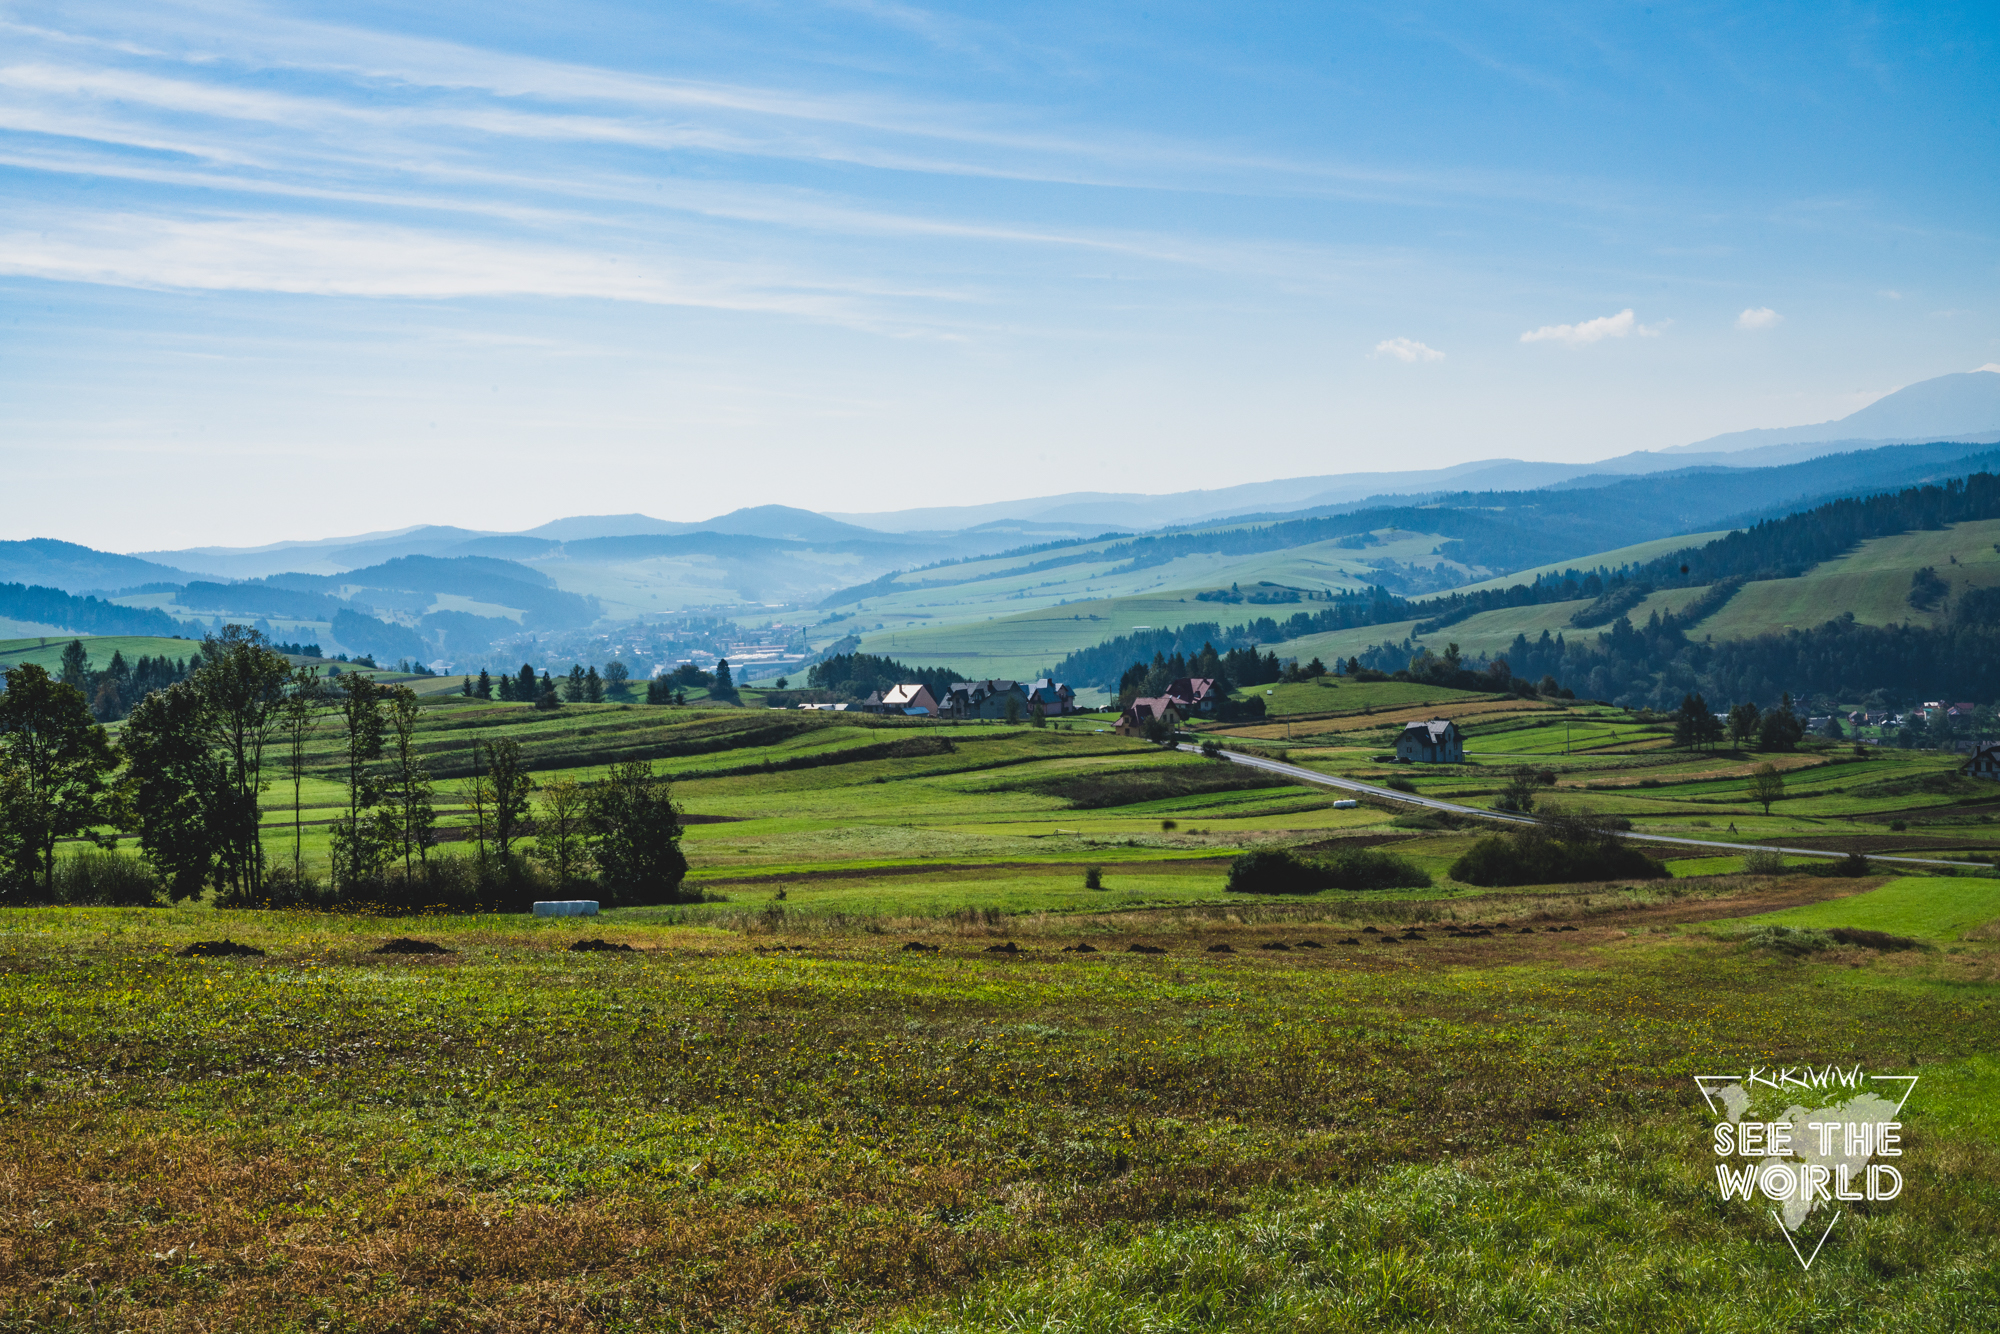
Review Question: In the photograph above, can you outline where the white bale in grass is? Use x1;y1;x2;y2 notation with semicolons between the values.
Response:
534;900;600;917
1332;799;1359;809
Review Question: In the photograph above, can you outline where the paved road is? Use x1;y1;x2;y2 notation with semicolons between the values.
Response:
1182;743;1991;870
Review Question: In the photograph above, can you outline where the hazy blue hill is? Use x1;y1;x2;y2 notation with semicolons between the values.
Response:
520;513;695;540
0;540;195;594
1677;370;2000;453
697;505;893;544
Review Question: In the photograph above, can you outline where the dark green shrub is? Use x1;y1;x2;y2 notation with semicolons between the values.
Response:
1084;866;1104;890
1449;833;1668;887
1226;847;1430;895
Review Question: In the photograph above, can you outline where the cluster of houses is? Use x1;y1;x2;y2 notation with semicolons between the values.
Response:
800;677;1077;719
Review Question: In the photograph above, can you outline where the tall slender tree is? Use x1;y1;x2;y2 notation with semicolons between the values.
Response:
58;639;92;691
483;739;533;870
534;776;589;889
193;627;292;901
331;669;387;888
277;665;329;883
383;686;435;878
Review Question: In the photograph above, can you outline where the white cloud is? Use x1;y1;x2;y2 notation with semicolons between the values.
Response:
1978;364;2000;374
1880;290;1903;300
1519;308;1661;346
1736;306;1783;330
1374;337;1443;363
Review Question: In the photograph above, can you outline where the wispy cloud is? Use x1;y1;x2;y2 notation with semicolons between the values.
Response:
1736;305;1782;330
1519;308;1665;346
1374;337;1444;362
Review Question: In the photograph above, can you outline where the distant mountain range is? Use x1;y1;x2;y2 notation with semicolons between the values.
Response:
6;367;2000;674
824;368;2000;532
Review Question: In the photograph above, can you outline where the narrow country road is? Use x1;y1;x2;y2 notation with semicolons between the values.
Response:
1181;742;1991;870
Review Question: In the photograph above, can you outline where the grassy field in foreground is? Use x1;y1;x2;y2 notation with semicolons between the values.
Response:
14;675;2000;1329
0;894;1995;1332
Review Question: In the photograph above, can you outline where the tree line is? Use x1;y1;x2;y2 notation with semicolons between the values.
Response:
0;628;693;909
806;652;965;701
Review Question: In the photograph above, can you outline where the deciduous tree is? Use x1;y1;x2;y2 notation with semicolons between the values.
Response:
122;681;228;901
193;627;291;901
584;761;689;904
483;739;533;868
331;669;387;888
0;664;120;900
534;775;588;888
277;665;329;882
383;686;435;877
1749;762;1786;815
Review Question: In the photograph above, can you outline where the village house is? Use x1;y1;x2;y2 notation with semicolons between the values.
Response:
1115;696;1182;737
1395;718;1463;763
1163;676;1220;715
939;679;1029;720
858;683;939;716
1965;742;2000;781
1024;678;1076;717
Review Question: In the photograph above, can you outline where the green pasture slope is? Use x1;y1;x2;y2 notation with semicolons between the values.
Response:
1736;875;2000;940
0;633;199;672
9;682;2000;1328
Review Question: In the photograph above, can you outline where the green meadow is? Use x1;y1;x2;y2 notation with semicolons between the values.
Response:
1734;875;2000;941
7;679;2000;1330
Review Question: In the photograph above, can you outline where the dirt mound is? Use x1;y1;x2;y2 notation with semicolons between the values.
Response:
174;940;264;958
569;939;635;953
1258;942;1291;952
1375;936;1402;945
1336;937;1361;945
984;941;1021;954
1126;944;1167;955
901;941;939;953
1294;940;1324;949
1206;943;1235;953
1362;926;1380;934
371;938;451;955
1061;943;1099;953
1828;927;1923;952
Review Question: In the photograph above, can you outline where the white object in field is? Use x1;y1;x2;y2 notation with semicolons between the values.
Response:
534;900;600;917
1332;799;1359;809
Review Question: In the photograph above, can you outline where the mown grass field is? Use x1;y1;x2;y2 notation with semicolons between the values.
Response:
11;683;2000;1329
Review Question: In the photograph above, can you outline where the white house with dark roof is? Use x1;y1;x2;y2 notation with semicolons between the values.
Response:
1395;718;1463;763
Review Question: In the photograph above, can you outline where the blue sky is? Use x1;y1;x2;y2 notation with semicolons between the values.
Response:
2;1;1996;549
